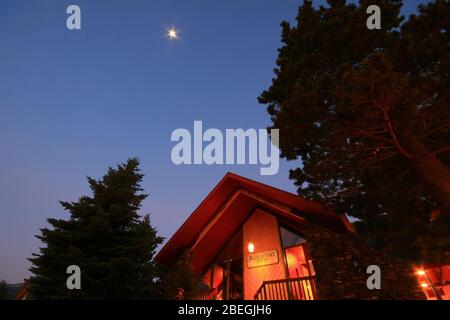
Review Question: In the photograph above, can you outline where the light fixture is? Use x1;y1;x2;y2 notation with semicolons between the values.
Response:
415;268;442;299
247;242;255;253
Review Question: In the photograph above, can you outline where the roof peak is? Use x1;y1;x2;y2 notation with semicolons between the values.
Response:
155;172;354;268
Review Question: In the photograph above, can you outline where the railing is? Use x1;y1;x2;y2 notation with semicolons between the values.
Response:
254;276;317;300
186;288;219;300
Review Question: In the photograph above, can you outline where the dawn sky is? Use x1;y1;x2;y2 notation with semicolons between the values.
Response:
0;0;428;283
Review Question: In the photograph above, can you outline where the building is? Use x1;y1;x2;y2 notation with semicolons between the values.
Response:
416;265;450;300
155;173;425;300
14;281;29;300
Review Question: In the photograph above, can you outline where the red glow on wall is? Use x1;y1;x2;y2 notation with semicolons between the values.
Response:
285;245;309;278
416;265;450;300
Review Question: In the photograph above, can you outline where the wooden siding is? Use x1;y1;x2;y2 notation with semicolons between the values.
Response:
243;208;287;300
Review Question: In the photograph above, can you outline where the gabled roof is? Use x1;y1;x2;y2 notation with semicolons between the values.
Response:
155;172;354;273
14;280;29;300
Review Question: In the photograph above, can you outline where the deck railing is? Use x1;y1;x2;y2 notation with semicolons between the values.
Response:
186;288;219;300
254;276;317;300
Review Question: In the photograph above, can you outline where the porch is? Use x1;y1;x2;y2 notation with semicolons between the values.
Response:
187;275;317;300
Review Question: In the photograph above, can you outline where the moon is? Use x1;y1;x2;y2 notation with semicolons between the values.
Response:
167;28;179;40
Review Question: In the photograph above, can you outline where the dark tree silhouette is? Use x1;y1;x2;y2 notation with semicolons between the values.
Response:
259;0;449;263
29;158;164;299
0;281;9;300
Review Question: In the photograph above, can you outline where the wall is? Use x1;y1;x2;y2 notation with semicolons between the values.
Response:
285;245;309;278
242;208;286;300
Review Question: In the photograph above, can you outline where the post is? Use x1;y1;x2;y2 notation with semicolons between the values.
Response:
225;259;231;300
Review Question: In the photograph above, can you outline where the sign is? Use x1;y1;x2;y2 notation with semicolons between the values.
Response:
247;250;279;268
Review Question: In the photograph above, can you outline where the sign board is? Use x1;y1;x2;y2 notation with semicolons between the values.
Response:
247;250;279;268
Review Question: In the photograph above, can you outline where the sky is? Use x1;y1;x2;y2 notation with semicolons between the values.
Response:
0;0;428;283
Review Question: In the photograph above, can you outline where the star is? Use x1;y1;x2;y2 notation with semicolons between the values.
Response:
167;28;179;40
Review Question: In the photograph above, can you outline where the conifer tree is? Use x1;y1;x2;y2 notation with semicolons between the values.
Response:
259;0;449;263
0;281;9;300
29;158;164;299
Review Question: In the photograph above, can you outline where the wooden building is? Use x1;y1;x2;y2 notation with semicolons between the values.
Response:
156;173;424;300
417;265;450;300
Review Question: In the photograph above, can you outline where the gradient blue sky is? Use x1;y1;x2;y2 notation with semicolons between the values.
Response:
0;0;427;283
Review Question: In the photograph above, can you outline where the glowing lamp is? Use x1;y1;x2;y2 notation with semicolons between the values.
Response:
416;270;426;276
248;242;255;253
421;283;428;288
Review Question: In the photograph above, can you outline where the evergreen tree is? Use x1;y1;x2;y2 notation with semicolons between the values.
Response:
158;250;202;299
29;158;164;299
259;0;449;263
0;281;9;300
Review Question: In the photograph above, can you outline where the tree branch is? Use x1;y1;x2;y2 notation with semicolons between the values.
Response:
433;146;450;155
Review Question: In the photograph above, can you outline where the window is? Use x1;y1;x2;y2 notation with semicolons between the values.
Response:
279;224;315;279
279;225;307;248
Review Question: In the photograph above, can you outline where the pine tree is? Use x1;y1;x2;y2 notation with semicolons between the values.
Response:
28;158;164;299
0;281;9;300
158;250;202;299
259;0;449;263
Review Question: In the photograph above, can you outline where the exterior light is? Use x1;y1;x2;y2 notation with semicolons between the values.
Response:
415;268;443;300
248;242;255;253
416;270;426;276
